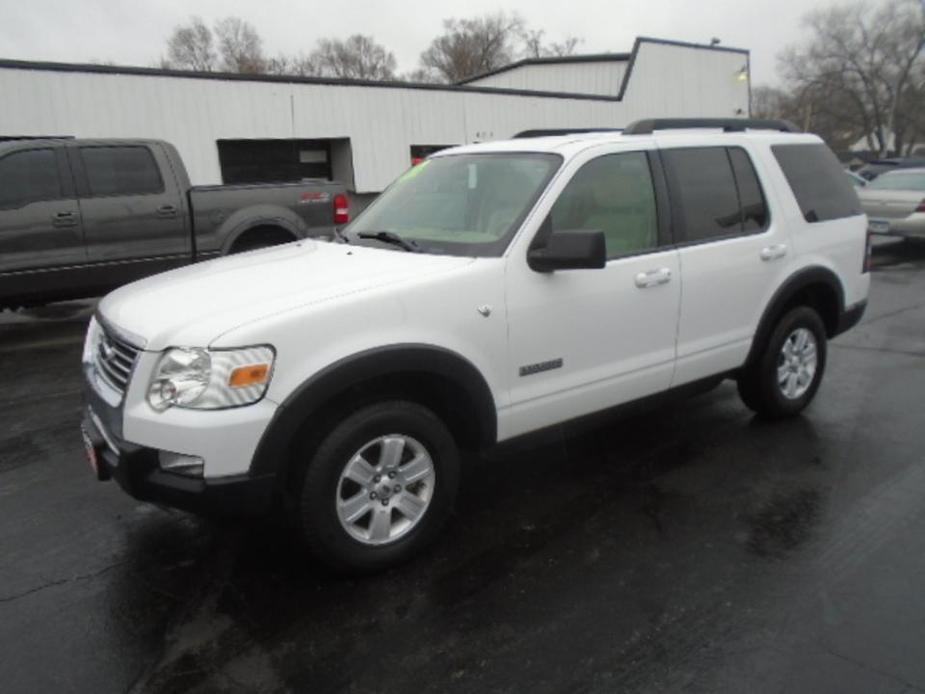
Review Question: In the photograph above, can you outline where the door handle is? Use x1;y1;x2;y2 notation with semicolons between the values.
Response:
156;205;178;218
760;244;788;261
52;211;77;227
634;268;672;289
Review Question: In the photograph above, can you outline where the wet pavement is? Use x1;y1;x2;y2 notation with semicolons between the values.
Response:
2;240;924;694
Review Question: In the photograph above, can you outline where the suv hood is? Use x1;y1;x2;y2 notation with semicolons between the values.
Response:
98;240;474;350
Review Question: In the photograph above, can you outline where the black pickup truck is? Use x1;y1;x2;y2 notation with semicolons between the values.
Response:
0;138;349;309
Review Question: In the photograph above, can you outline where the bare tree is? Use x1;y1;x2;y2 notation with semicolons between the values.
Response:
214;16;265;74
400;68;442;84
750;85;788;120
265;54;319;77
521;29;582;59
779;0;924;155
310;35;397;80
164;16;215;71
419;12;526;82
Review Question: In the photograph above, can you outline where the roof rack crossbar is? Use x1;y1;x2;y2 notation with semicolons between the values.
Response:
622;118;800;135
513;128;622;139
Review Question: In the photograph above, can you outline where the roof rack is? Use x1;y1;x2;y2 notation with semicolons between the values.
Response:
623;118;800;135
513;128;622;139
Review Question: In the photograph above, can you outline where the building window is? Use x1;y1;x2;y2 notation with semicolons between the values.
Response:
217;139;333;184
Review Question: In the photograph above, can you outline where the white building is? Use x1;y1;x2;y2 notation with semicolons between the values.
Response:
0;37;750;196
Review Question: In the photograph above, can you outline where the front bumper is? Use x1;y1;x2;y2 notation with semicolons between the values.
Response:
81;407;276;516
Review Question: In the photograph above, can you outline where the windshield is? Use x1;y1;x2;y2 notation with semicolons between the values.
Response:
346;153;561;256
867;171;925;191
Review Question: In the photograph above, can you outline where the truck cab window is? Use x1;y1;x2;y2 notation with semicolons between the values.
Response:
80;146;164;197
0;149;61;208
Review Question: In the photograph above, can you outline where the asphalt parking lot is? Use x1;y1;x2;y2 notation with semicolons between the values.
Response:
2;239;924;694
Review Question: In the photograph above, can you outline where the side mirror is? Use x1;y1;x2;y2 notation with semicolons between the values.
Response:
527;229;607;272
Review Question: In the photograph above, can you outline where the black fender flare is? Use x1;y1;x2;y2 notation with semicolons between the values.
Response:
249;344;498;478
744;265;845;368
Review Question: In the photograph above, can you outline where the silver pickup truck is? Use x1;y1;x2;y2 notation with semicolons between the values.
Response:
0;138;349;309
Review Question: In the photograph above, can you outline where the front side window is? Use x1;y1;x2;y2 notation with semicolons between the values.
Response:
546;152;659;258
80;146;164;197
347;153;561;257
0;149;61;208
662;147;743;243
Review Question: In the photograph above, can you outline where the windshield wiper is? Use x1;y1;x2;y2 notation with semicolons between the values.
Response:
356;230;422;253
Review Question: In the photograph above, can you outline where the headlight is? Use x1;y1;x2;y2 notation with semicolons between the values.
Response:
147;346;275;411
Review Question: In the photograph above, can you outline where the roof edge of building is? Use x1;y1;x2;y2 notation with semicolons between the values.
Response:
0;36;748;103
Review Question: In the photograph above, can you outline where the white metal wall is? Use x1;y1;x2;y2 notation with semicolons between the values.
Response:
0;40;750;193
464;61;627;97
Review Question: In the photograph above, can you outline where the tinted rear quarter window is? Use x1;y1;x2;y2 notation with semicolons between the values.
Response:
0;149;61;207
662;147;742;243
772;143;860;222
81;146;164;197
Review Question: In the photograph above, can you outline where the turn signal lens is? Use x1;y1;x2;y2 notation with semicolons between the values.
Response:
228;363;270;388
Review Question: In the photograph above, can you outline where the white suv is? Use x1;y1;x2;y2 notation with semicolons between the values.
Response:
81;118;870;572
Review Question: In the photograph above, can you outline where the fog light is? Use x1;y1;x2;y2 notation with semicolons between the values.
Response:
158;450;205;477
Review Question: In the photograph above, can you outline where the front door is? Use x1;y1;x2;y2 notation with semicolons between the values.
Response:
0;146;85;272
503;149;681;439
0;146;88;303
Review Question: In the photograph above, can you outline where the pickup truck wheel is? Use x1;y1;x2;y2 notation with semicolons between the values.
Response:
296;401;459;573
737;306;827;419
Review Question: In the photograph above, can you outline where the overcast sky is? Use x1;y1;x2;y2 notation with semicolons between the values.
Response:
0;0;887;86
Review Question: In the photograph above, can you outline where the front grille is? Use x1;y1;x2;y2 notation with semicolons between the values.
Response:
93;326;141;396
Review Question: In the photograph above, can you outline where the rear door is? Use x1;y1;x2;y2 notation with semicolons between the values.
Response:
0;146;86;273
662;144;787;386
73;143;190;284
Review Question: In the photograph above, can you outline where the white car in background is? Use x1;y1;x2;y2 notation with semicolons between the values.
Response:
858;167;925;240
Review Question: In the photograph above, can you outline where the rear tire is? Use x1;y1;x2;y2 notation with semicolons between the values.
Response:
295;400;459;574
737;306;827;419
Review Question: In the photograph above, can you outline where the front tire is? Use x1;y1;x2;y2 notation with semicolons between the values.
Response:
296;401;459;573
738;306;827;418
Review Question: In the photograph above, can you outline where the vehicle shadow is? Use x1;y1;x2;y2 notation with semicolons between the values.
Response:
116;384;831;693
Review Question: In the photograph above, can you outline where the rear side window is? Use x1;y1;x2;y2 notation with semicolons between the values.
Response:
772;143;860;222
80;146;164;197
662;147;743;242
0;149;61;208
